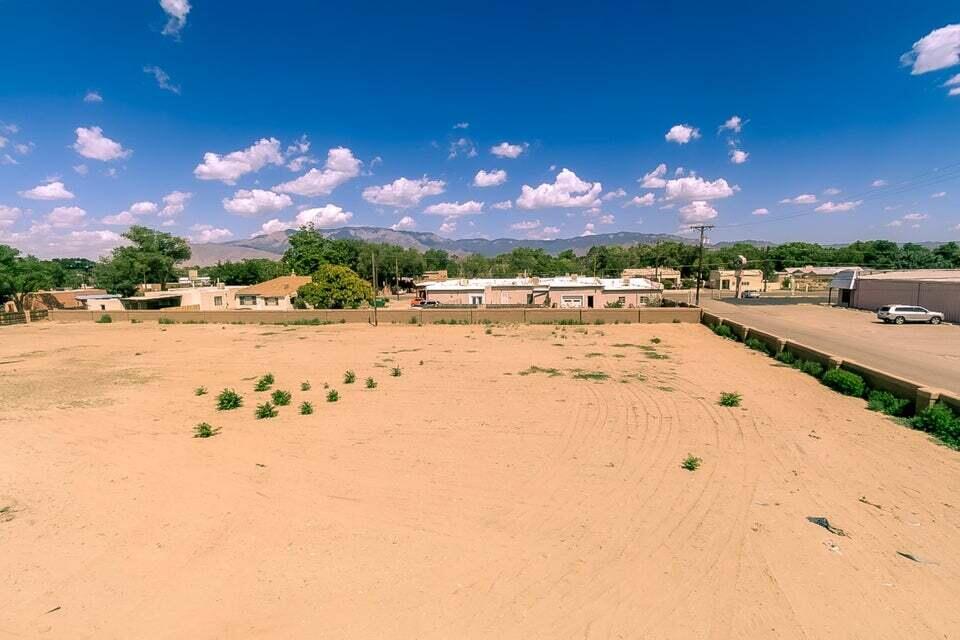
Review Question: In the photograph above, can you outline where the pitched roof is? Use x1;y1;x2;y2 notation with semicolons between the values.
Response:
237;275;312;297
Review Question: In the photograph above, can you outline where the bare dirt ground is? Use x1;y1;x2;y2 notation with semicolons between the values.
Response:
702;298;960;395
1;320;959;639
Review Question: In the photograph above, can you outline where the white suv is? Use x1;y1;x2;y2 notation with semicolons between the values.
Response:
877;305;944;325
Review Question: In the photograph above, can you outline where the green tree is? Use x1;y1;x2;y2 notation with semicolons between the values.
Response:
93;226;191;296
201;259;286;285
297;264;374;309
0;246;54;312
283;227;364;275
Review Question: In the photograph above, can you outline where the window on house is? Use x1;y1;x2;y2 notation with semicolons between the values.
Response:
265;297;280;306
239;296;256;306
617;296;626;304
214;296;223;306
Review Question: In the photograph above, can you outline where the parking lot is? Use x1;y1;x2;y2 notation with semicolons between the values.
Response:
702;297;960;395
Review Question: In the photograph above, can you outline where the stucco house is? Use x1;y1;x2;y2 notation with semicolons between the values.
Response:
235;275;311;310
418;276;662;308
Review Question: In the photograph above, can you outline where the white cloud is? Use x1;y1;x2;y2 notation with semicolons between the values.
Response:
423;200;484;216
2;154;18;165
885;220;903;228
161;190;192;217
490;142;527;158
665;175;737;201
491;200;513;210
473;169;507;187
222;189;293;216
362;176;445;208
678;200;718;225
516;168;602;210
639;163;668;188
19;180;75;200
190;224;233;243
453;122;469;129
0;122;18;135
259;219;292;234
285;155;316;172
14;142;33;155
901;24;960;74
719;115;743;133
448;137;477;159
950;87;960;97
0;136;6;148
815;200;863;213
598;214;615;224
391;215;416;231
602;188;627;201
438;219;457;235
101;211;137;226
84;91;103;103
729;149;749;164
143;66;181;94
872;179;888;187
273;147;361;196
903;212;928;221
823;187;842;196
665;124;701;144
779;193;818;205
932;191;947;198
581;223;596;237
659;203;675;210
72;126;131;161
752;208;769;216
510;219;541;230
73;164;89;175
160;0;191;37
947;73;960;86
540;226;560;237
194;137;284;184
130;201;158;215
626;193;655;207
47;206;87;227
295;204;353;228
0;205;21;228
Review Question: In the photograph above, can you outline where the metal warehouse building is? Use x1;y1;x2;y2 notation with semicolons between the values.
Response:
835;269;960;323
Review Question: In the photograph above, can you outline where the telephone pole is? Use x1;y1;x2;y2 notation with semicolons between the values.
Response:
690;224;714;306
371;251;379;327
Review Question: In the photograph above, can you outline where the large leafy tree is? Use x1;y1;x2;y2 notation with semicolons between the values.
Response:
297;264;374;309
201;259;286;285
0;245;54;312
93;226;191;296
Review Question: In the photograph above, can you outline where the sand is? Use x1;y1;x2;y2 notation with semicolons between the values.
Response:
1;320;959;639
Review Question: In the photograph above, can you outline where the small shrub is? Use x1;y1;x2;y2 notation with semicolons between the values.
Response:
719;392;742;407
271;389;292;406
867;390;910;417
650;337;661;344
365;377;377;389
485;327;492;335
908;403;960;448
798;360;824;378
519;366;562;377
343;370;356;384
744;337;770;355
711;323;736;340
254;373;274;392
300;381;311;391
255;402;278;419
681;454;702;471
193;422;220;438
96;314;112;324
822;368;866;397
326;389;340;402
775;350;796;365
216;388;243;411
194;386;208;396
299;401;314;415
573;370;609;381
130;318;142;324
158;317;175;325
390;366;402;377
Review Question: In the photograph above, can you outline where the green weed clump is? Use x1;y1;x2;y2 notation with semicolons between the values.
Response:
390;366;402;377
300;381;311;391
909;402;960;449
271;389;292;406
822;369;866;397
158;317;175;325
193;422;220;438
255;402;278;419
96;314;112;324
650;337;661;344
365;377;377;389
299;401;314;415
216;389;243;411
519;366;562;377
343;370;356;384
710;324;736;340
130;318;142;324
775;350;797;365
744;337;770;354
194;386;208;396
719;392;742;407
681;454;702;471
254;373;275;392
326;389;340;402
867;390;910;417
572;370;609;381
798;360;824;378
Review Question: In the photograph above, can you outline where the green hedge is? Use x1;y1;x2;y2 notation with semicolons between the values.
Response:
822;369;866;397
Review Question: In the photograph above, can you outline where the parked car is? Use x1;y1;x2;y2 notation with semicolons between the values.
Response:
417;300;441;308
877;305;944;325
742;290;761;299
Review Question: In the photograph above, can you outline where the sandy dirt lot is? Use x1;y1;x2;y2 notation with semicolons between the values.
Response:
1;320;959;639
703;298;960;395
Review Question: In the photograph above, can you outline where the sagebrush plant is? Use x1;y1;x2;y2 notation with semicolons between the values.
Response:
216;388;243;411
867;390;910;417
194;386;208;396
300;381;311;391
271;389;292;406
96;314;112;324
650;337;661;344
909;402;960;449
343;370;356;384
719;392;742;407
365;377;377;389
254;373;275;392
193;422;220;438
822;368;866;397
775;350;797;365
300;401;314;415
711;324;736;340
255;402;278;419
798;360;824;378
744;337;770;354
390;366;402;377
326;389;340;402
681;454;702;471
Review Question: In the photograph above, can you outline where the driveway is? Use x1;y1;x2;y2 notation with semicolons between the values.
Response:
701;298;960;395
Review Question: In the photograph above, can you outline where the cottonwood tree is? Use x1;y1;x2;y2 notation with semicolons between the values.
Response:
0;245;53;312
297;264;373;309
94;226;190;295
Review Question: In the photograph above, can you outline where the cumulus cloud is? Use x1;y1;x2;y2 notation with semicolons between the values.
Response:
160;0;191;37
598;214;615;224
719;115;743;133
222;189;293;216
438;219;457;235
510;219;541;230
815;200;863;213
473;169;507;187
423;200;484;216
664;175;738;201
872;179;888;187
448;137;477;159
161;190;192;217
130;201;158;215
0;205;21;228
0;226;124;259
273;147;361;196
885;219;904;228
779;194;818;205
901;24;960;74
362;176;445;208
72;126;131;161
391;215;416;230
143;65;181;94
626;193;656;207
491;200;513;210
665;124;701;144
752;208;769;216
295;204;353;228
516;168;602;210
903;212;929;221
47;206;87;227
102;200;159;226
453;122;469;129
101;211;137;226
490;142;527;158
639;163;668;188
190;224;233;243
823;187;842;196
602;188;627;201
932;191;947;198
258;219;291;234
729;149;749;164
581;223;596;237
19;180;75;200
194;138;283;184
678;201;718;225
84;91;103;103
73;164;88;175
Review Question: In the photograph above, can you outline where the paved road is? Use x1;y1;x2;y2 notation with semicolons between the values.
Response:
701;298;960;395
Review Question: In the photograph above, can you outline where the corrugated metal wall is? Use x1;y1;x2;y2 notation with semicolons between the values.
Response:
852;280;960;323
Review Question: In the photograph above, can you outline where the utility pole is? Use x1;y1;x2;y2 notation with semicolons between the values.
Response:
690;224;714;306
371;251;378;327
395;256;400;301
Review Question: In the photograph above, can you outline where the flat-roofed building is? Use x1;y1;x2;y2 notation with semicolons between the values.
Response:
419;275;662;308
843;269;960;323
622;267;682;287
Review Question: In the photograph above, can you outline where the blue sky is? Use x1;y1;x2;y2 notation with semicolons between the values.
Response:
1;1;959;257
